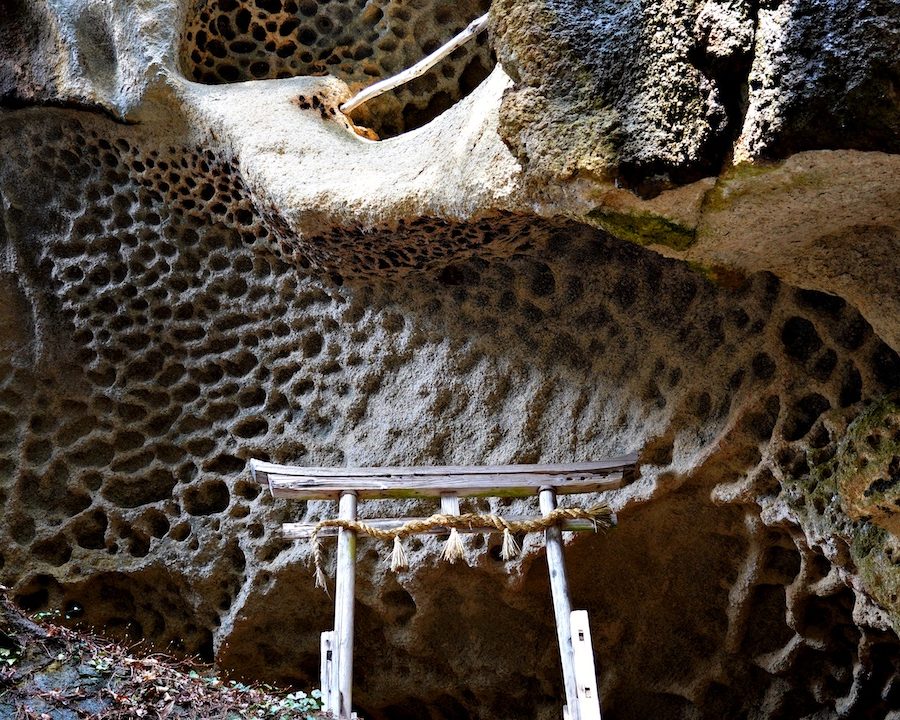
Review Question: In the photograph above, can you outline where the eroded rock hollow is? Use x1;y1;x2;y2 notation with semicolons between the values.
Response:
1;0;899;718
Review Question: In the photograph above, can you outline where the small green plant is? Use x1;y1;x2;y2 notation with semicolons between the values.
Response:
88;652;113;672
187;671;323;717
255;688;322;719
0;646;20;666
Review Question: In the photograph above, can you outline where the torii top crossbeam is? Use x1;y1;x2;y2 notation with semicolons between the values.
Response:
249;454;638;499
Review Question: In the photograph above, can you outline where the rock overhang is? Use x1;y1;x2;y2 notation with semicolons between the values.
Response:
9;0;897;318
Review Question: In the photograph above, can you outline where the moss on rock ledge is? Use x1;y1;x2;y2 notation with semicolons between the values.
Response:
586;208;696;251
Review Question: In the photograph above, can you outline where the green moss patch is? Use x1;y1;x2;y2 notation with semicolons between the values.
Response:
586;208;696;251
779;393;900;631
835;393;900;514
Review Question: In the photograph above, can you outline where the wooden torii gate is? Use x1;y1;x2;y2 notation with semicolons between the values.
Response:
250;454;637;720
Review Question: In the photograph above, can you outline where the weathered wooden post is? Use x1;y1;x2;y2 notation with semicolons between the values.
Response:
570;610;602;720
320;631;335;711
540;486;582;720
331;490;357;718
440;492;460;516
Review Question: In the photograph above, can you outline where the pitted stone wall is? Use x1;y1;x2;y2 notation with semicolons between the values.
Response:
2;0;900;717
1;106;899;718
181;0;494;137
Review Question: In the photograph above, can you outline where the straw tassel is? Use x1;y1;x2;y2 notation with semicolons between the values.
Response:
441;528;465;564
500;528;520;560
315;564;329;592
312;536;329;592
390;535;409;572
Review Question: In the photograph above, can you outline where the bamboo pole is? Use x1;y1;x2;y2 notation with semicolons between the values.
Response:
540;487;580;720
332;491;357;718
339;13;489;115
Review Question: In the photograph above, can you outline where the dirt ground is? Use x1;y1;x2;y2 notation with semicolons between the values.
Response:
0;590;327;720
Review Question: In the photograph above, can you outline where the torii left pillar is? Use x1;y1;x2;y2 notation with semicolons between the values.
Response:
328;490;357;719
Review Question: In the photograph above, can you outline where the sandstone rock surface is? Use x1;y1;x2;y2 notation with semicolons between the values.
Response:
1;0;899;718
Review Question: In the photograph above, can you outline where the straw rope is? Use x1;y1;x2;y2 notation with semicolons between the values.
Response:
310;504;612;591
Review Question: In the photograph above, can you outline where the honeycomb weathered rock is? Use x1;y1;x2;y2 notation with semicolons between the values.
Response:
2;0;900;718
2;103;900;719
180;0;494;136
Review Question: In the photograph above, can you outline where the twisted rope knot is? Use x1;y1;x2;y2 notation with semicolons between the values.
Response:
310;504;612;591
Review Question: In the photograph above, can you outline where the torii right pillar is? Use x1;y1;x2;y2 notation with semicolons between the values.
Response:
540;486;603;720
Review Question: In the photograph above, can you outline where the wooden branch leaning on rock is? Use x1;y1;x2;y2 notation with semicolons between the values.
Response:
340;13;490;115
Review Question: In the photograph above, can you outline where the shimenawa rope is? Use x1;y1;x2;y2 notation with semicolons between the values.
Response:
310;504;613;591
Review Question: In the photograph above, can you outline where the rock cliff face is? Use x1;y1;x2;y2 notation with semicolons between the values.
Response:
1;1;899;718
